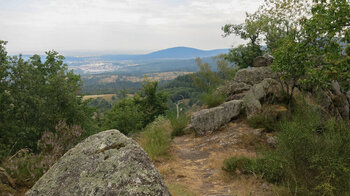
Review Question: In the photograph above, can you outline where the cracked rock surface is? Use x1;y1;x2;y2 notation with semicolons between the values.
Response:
26;130;169;196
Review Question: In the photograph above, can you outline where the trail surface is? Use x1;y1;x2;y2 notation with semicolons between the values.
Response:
157;120;275;196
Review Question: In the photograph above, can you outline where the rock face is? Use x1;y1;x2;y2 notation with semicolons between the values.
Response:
233;67;279;86
218;81;251;101
318;82;350;121
243;78;282;118
191;100;243;135
26;130;170;196
252;54;274;67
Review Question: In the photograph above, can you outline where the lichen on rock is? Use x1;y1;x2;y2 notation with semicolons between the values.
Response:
25;130;170;196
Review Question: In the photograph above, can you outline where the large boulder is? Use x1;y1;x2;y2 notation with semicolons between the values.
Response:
243;78;282;118
252;54;274;67
233;67;279;86
26;130;170;196
331;81;342;95
218;81;251;101
319;90;342;120
319;90;350;120
190;100;243;135
333;94;349;120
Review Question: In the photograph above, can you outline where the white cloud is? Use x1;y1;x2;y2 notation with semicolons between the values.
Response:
0;0;263;55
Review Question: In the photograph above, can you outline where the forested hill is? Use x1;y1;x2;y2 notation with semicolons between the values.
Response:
65;47;229;61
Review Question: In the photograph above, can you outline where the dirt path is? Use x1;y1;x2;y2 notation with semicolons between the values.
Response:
156;120;276;196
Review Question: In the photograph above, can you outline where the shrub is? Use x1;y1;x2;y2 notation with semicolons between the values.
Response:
222;156;284;183
1;122;84;188
200;91;226;108
103;98;144;135
224;100;350;195
168;112;190;137
138;117;172;161
222;156;253;174
275;105;350;195
246;105;286;132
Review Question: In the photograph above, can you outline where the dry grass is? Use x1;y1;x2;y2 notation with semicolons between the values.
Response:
166;182;196;196
82;94;117;102
98;75;118;83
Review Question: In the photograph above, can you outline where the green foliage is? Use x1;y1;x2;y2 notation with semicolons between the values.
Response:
2;122;84;187
214;54;237;79
192;58;222;92
138;116;171;160
200;90;226;108
222;12;263;68
226;100;350;195
247;105;284;132
168;112;190;137
103;80;168;135
87;97;112;112
222;156;284;183
225;44;262;69
137;80;168;126
224;96;350;195
274;104;350;195
225;0;350;90
0;41;96;159
103;98;143;135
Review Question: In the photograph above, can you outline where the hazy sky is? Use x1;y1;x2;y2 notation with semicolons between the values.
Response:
0;0;262;55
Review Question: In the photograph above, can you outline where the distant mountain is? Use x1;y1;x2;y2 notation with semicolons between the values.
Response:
19;47;229;62
137;47;229;59
65;47;229;62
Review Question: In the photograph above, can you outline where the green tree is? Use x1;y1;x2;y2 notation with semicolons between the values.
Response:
0;42;96;158
271;0;350;92
136;80;168;126
103;98;143;135
223;12;263;68
103;80;168;135
192;57;222;91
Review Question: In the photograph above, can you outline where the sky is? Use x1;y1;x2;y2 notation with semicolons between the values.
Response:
0;0;262;56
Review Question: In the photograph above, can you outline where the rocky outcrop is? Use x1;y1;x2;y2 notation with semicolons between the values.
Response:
218;81;251;101
191;100;243;135
219;66;280;102
233;67;279;86
252;54;274;67
243;78;282;118
26;130;170;196
319;84;350;121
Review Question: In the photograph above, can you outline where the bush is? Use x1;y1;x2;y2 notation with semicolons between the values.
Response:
138;117;172;161
222;156;253;174
103;98;144;135
275;105;350;195
222;156;284;183
168;112;190;137
200;91;226;108
224;100;350;195
246;105;286;132
1;122;84;188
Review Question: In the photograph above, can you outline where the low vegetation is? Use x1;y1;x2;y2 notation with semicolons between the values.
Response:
168;112;190;137
1;122;84;188
138;116;172;161
224;100;350;195
200;90;227;108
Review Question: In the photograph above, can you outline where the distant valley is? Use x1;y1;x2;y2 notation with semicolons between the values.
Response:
65;47;229;74
20;46;229;94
